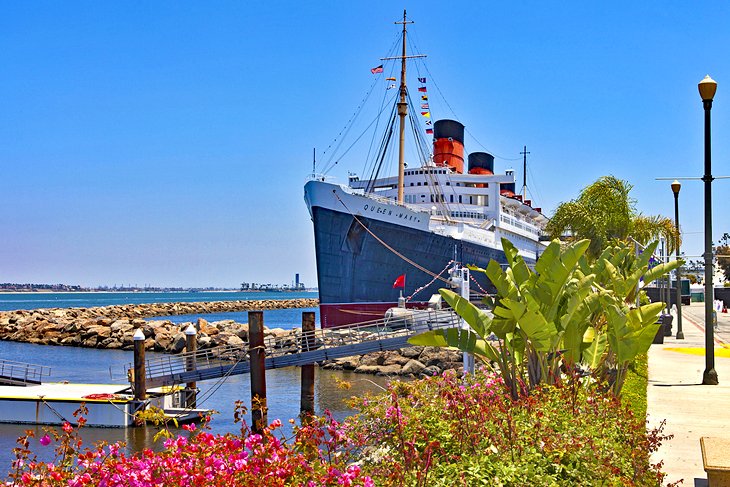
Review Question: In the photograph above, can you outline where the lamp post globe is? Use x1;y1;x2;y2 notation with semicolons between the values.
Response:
672;180;684;339
699;75;718;102
699;75;718;385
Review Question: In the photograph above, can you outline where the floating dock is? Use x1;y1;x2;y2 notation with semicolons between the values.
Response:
0;358;209;428
0;382;207;427
0;382;138;427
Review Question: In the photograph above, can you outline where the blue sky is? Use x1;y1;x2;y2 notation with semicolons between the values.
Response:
1;2;729;288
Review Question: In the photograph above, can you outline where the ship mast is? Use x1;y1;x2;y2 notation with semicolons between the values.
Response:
395;10;410;205
382;11;425;204
521;145;530;199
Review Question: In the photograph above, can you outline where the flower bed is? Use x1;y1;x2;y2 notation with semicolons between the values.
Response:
5;370;667;486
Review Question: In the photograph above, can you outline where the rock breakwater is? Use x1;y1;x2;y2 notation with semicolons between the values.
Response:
0;299;317;352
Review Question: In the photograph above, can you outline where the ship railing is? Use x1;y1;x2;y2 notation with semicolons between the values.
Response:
0;359;52;386
499;214;539;236
306;173;338;183
126;310;463;386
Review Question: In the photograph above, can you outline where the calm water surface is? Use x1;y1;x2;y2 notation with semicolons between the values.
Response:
0;292;392;474
0;291;318;312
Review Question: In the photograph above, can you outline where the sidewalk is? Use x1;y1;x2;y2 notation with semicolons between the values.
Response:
647;302;730;486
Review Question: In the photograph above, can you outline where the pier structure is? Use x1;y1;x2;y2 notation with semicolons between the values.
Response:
128;308;462;423
133;309;460;389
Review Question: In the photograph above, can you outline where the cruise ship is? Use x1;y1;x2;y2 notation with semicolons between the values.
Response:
304;13;548;328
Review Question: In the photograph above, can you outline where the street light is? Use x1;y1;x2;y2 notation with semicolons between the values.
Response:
672;180;684;339
699;75;718;385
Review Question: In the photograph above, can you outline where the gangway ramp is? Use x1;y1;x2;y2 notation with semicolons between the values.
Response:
0;359;51;386
137;309;461;389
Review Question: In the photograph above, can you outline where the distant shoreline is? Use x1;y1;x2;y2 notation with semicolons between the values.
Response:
0;289;318;295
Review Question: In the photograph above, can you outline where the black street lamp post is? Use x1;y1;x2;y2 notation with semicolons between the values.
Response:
672;180;684;339
699;75;718;385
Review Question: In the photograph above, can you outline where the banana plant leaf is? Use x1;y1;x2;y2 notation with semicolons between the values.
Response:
438;288;492;338
408;328;499;363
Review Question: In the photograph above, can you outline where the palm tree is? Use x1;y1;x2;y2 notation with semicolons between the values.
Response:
545;176;680;258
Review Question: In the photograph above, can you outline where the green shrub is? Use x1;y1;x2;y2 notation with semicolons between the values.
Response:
347;369;668;486
622;353;649;418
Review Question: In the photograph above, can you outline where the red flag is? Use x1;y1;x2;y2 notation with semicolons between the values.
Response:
370;64;383;74
393;274;406;289
417;87;427;92
426;128;433;134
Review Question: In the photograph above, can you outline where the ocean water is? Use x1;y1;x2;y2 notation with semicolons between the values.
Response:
0;292;391;474
0;290;318;312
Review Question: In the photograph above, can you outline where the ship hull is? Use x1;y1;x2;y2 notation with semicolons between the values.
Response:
312;205;523;327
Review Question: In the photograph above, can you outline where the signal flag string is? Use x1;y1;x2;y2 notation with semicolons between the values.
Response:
405;260;454;302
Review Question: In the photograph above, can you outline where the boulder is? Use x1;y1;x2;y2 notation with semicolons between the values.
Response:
99;337;122;349
332;356;360;370
355;364;402;376
400;359;426;376
110;320;133;335
382;351;410;366
225;335;245;347
170;333;187;353
422;365;441;377
196;318;208;333
419;348;460;367
197;335;213;349
359;352;385;367
235;324;249;341
400;346;423;359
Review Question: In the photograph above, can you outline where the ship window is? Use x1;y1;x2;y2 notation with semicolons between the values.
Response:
456;183;461;186
435;182;438;185
410;183;414;186
459;195;462;203
430;194;434;203
417;182;421;186
450;195;453;203
446;182;450;186
424;182;428;186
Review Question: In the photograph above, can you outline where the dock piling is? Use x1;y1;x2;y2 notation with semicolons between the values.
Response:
133;329;147;400
300;312;316;419
184;324;197;408
248;311;267;433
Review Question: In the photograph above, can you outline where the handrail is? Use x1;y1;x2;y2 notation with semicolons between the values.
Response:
0;359;52;385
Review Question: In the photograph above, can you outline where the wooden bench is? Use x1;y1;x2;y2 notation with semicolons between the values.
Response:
701;437;730;486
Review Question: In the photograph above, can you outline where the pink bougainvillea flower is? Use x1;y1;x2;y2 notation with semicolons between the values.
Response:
39;434;51;446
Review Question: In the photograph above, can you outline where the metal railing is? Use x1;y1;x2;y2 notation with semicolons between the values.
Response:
125;310;462;388
0;359;52;386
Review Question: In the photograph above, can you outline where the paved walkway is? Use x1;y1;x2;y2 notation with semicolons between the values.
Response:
647;302;730;486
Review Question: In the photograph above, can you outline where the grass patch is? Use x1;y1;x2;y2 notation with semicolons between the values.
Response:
622;352;648;418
